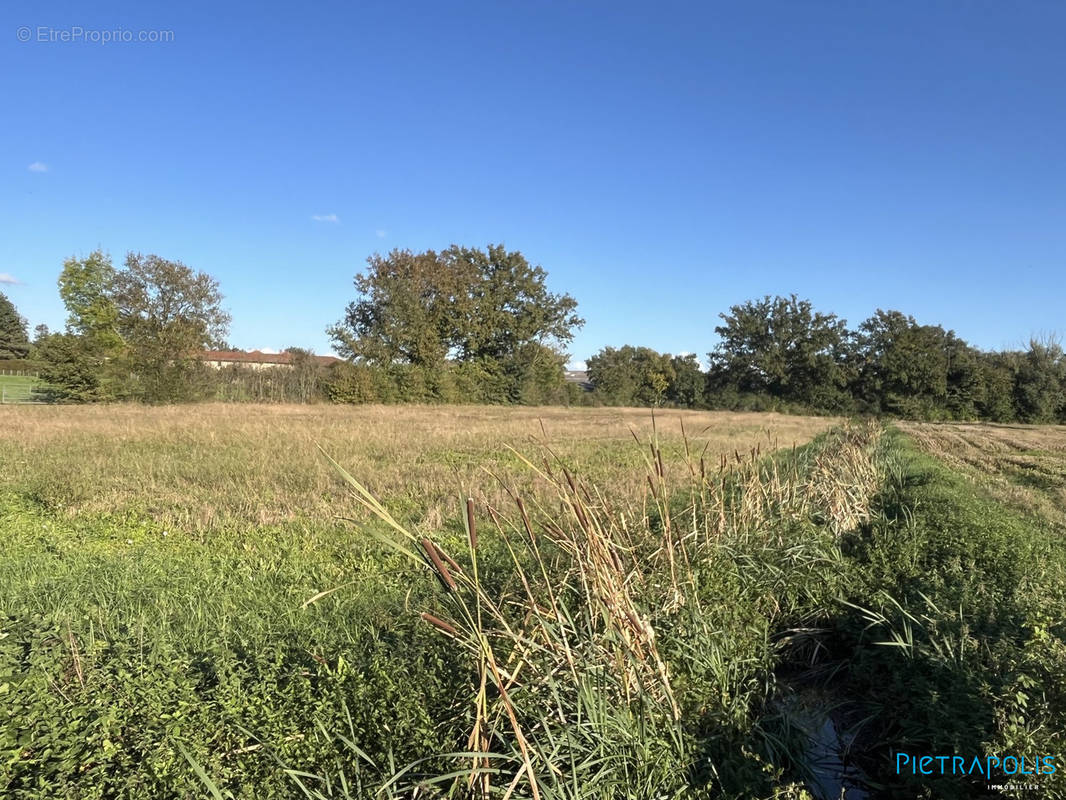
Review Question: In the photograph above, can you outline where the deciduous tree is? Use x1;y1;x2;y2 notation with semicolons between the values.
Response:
111;253;230;402
587;346;677;406
58;250;122;349
328;244;582;403
708;295;851;409
1014;337;1065;424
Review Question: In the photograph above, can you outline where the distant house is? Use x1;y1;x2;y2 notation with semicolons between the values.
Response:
564;370;593;391
200;350;342;371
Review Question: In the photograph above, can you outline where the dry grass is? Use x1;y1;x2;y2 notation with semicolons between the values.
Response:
324;418;883;797
899;420;1066;526
0;403;836;532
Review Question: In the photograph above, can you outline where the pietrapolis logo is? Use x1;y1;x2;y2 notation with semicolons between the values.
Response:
896;752;1056;778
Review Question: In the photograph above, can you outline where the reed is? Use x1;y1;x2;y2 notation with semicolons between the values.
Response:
301;420;886;798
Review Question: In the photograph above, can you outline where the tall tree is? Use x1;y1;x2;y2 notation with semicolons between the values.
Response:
708;295;851;409
667;353;705;407
1014;337;1065;424
329;245;582;368
587;346;676;406
328;244;582;403
58;250;121;348
853;310;984;419
446;245;583;362
978;351;1018;423
111;253;230;402
0;291;30;359
328;248;473;367
49;251;126;398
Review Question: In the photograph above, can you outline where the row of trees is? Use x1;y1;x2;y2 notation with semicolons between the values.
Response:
587;295;1065;423
6;244;583;405
4;245;1063;422
13;250;230;402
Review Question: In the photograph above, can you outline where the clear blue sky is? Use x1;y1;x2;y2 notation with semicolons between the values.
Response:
3;0;1064;365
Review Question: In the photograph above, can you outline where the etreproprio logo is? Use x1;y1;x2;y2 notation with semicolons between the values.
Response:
896;753;1056;778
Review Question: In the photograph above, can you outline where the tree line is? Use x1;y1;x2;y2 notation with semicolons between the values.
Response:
4;251;229;403
2;245;1062;422
591;295;1065;423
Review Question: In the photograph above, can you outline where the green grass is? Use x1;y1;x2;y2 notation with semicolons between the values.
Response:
0;414;862;799
0;493;469;798
825;427;1066;798
1;411;1065;798
0;374;42;403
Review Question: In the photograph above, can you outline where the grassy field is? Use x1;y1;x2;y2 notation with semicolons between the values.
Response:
900;420;1066;526
0;404;835;529
0;374;42;404
1;406;1064;799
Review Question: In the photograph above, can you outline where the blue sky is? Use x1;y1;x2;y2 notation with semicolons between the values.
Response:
3;0;1064;365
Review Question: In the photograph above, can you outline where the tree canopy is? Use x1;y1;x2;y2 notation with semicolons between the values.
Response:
16;241;1066;422
708;295;852;409
586;346;677;407
328;244;582;402
58;250;121;345
111;253;230;401
329;245;582;367
39;251;230;402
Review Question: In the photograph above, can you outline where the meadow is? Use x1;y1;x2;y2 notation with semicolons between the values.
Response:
1;405;1064;799
0;404;835;530
900;420;1066;524
0;374;43;404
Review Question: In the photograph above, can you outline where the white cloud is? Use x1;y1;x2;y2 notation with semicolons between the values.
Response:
257;348;280;354
567;361;587;371
0;273;19;285
27;162;48;173
311;213;339;223
375;229;388;238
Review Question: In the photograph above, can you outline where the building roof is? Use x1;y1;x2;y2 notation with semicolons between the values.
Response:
564;370;593;390
200;350;342;366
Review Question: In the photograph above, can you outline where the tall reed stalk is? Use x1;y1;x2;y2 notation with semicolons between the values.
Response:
304;420;885;798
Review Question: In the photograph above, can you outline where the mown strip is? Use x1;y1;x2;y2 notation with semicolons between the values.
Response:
824;427;1066;799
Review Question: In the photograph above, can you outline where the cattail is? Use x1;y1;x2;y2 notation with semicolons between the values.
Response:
465;497;477;550
563;467;578;495
515;496;535;542
436;543;463;574
420;612;458;637
421;537;458;591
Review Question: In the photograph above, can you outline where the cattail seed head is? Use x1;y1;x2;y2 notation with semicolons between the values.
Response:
420;612;458;637
421;537;458;591
465;497;477;550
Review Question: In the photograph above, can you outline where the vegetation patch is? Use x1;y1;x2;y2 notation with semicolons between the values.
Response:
1;408;1064;798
